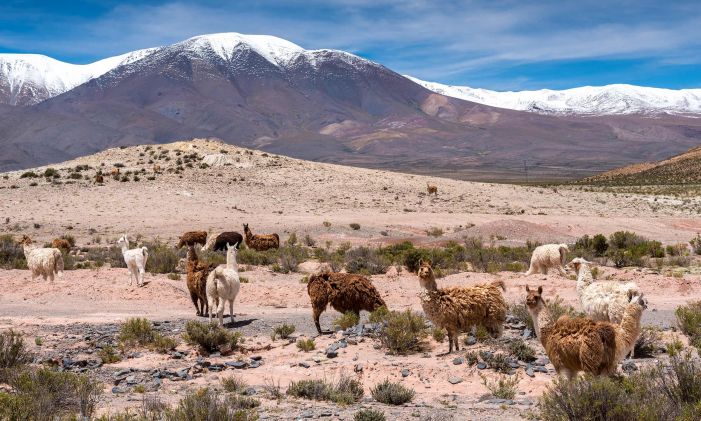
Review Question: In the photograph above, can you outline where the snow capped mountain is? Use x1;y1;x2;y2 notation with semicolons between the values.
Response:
407;76;701;116
0;48;156;105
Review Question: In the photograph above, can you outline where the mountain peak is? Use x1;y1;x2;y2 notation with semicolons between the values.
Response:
183;32;305;66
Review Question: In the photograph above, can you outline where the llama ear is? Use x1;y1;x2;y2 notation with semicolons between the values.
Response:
537;286;543;294
525;285;530;292
627;289;634;301
233;242;238;249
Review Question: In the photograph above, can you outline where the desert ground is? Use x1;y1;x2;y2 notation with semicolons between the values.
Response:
1;139;700;420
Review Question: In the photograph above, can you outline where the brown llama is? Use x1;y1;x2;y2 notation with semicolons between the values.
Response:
307;272;386;334
153;165;162;173
203;231;244;252
525;285;647;379
186;245;215;316
110;168;120;176
417;260;506;353
94;174;104;184
426;182;438;195
51;238;71;251
177;231;208;248
243;223;279;251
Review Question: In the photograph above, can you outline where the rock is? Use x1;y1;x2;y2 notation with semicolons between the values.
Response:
354;364;363;373
126;375;137;385
522;329;532;339
176;368;189;379
401;368;410;377
249;361;261;369
327;343;339;352
452;357;464;365
534;358;548;366
299;362;311;368
114;368;132;379
622;360;637;373
320;410;333;417
465;336;477;346
448;375;463;384
489;398;506;404
250;355;263;361
326;350;338;358
338;339;348;349
243;387;257;396
226;361;247;369
111;386;126;394
477;362;487;370
210;352;221;358
525;366;535;377
62;357;74;368
300;410;313;418
534;366;548;373
509;361;520;369
152;378;162;388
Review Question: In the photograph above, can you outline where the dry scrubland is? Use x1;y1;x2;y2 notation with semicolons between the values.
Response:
1;139;701;420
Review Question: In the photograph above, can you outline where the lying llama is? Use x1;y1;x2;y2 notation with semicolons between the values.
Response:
417;260;507;353
202;231;244;252
20;235;63;282
525;285;646;379
307;272;386;334
177;231;208;249
243;223;279;251
568;257;641;325
525;243;569;276
186;245;215;316
116;235;148;287
51;238;71;251
426;182;438;195
206;243;241;326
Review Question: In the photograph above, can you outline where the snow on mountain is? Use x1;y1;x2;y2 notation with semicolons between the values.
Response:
407;76;701;116
0;48;156;105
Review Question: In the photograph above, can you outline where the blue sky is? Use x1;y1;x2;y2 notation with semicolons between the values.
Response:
1;0;700;90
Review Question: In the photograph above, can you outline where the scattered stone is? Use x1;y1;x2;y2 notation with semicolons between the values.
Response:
354;364;363;373
299;362;311;369
509;361;521;369
249;361;261;369
622;360;637;373
477;362;487;370
448;375;463;385
401;368;410;377
226;361;247;369
522;329;532;339
452;357;464;365
111;386;126;394
126;375;137;385
243;387;257;396
525;367;535;378
250;355;263;361
534;366;548;373
465;336;477;346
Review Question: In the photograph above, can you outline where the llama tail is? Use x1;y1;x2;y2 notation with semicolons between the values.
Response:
55;251;64;277
559;245;569;266
489;279;506;291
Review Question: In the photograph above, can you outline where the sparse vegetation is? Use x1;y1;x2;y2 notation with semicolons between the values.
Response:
675;301;701;351
0;330;32;383
97;345;122;364
375;309;428;355
222;376;248;394
286;375;363;405
0;235;27;269
165;388;258;420
334;311;360;330
355;408;386;421
370;379;415;405
118;318;176;353
271;323;295;340
144;240;181;274
432;327;446;343
296;338;315;352
480;373;520;399
508;339;536;362
183;320;243;354
634;326;663;358
426;227;444;237
349;223;361;230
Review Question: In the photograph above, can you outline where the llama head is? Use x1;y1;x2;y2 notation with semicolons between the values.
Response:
566;257;591;274
19;235;32;246
117;235;129;246
417;259;434;278
525;285;545;310
628;291;648;310
226;242;238;261
243;223;249;233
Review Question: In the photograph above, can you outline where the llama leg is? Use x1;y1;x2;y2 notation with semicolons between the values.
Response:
217;298;226;327
190;292;200;316
313;308;323;334
556;265;567;276
138;268;145;286
229;299;234;325
454;334;460;351
524;263;536;276
447;332;454;353
48;272;54;283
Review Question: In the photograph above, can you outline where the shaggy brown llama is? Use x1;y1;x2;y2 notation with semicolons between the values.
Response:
426;183;438;195
307;272;386;334
243;223;279;251
177;231;208;248
51;238;71;251
525;285;647;379
94;174;104;184
417;260;507;353
186;245;215;316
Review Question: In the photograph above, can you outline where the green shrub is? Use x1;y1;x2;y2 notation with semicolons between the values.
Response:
144;241;181;274
237;247;277;266
166;388;257;421
296;338;315;352
690;233;701;255
43;168;59;178
376;309;428;355
118;318;176;352
676;301;701;351
222;375;248;394
368;306;390;324
334;311;360;330
635;326;662;358
0;235;27;269
355;409;386;421
480;373;520;399
0;330;32;383
97;345;122;364
345;246;388;275
432;327;446;343
508;302;534;330
20;171;38;179
426;227;443;237
479;351;512;373
370;380;415;405
271;323;295;340
183;321;243;354
508;339;536;362
286;375;363;405
349;223;361;230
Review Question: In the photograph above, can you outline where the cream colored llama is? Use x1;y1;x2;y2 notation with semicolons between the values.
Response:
116;235;148;287
19;235;63;282
206;243;241;326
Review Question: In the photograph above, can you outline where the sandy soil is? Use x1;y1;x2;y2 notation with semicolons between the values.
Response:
1;139;700;419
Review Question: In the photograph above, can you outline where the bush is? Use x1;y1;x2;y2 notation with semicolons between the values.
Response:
286;375;363;404
166;388;258;421
0;235;27;269
43;168;59;178
368;305;390;324
690;233;701;255
349;223;361;230
480;373;520;399
144;241;181;274
426;227;443;237
271;323;295;340
635;326;663;358
334;311;360;330
431;327;446;343
183;321;243;354
0;330;32;383
676;301;701;351
355;409;386;421
222;376;248;394
508;302;534;331
607;231;665;267
376;309;428;355
118;318;176;352
370;380;415;405
296;338;315;352
20;171;38;178
97;345;122;364
345;246;388;275
508;339;536;362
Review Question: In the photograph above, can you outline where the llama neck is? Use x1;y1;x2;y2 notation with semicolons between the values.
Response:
226;251;238;270
576;264;594;295
615;303;643;359
244;229;253;241
529;304;553;346
419;273;438;292
187;247;198;262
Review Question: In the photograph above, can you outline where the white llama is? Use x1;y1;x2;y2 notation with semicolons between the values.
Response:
206;243;241;326
116;235;149;287
20;235;64;282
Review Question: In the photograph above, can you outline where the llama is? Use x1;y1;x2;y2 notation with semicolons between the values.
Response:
525;244;569;276
186;245;214;316
153;165;162;173
525;285;646;379
116;235;148;287
243;224;279;251
307;272;387;334
110;168;120;177
206;243;241;326
19;235;63;282
202;231;244;252
177;231;208;249
51;238;71;251
568;257;641;324
94;174;104;184
417;260;507;353
426;183;438;196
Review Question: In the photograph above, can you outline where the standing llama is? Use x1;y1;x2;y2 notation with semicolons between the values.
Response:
417;260;507;353
307;272;387;334
203;231;244;252
426;183;438;196
206;243;241;326
525;244;569;276
186;245;215;317
243;223;279;251
116;235;148;287
177;231;208;249
19;235;64;282
525;285;646;379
